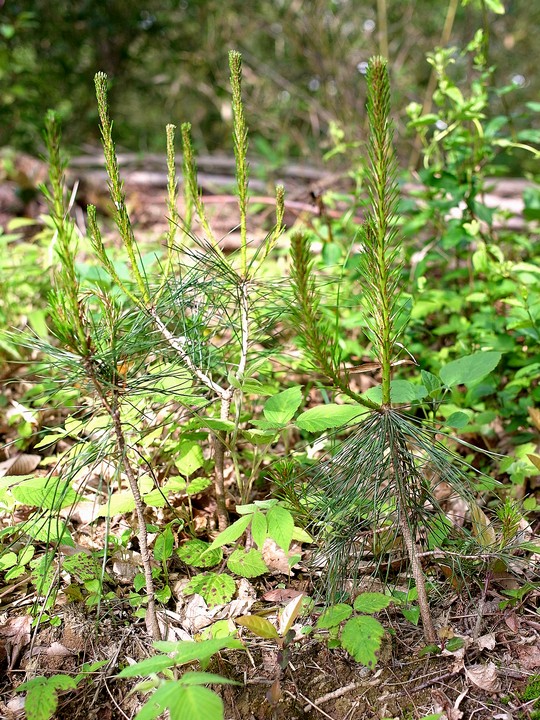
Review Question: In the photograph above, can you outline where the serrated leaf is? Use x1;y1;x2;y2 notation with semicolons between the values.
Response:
152;637;244;666
117;655;177;677
134;682;184;720
266;504;294;552
12;477;78;511
227;548;268;578
235;615;280;639
183;572;236;607
177;540;223;568
263;386;303;426
316;604;353;629
250;511;267;549
24;515;74;547
439;351;501;387
170;685;224;720
341;616;385;668
18;678;58;720
364;380;427;404
154;526;174;563
296;404;366;432
178;672;240;686
353;592;392;613
206;515;252;551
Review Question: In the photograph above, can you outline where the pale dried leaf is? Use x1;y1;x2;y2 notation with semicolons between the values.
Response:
476;633;496;651
432;688;464;720
46;642;73;657
505;612;520;632
0;614;31;669
279;593;305;636
262;588;304;603
0;454;41;477
528;407;540;431
262;538;301;575
516;644;540;670
465;662;500;692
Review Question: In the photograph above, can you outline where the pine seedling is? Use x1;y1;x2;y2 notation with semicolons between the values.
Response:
291;57;443;642
41;112;161;640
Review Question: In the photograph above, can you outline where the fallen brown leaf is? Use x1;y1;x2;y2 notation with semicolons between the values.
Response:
516;643;540;670
0;614;31;669
465;661;500;693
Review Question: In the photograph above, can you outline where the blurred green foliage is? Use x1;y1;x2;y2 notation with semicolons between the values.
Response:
1;0;538;163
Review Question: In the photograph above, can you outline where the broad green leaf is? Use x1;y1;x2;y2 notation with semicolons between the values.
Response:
439;351;501;387
204;419;236;432
292;526;313;543
445;411;470;429
0;552;17;570
174;440;204;477
235;615;280;639
178;672;240;686
263;386;303;425
12;477;78;511
296;404;366;432
227;548;268;578
341;616;385;668
17;676;75;720
250;510;267;549
170;685;224;720
117;655;177;677
186;477;212;496
154;526;174;563
177;539;223;568
98;491;136;517
401;606;420;625
484;0;505;13
183;572;236;607
152;637;243;666
421;370;441;396
266;504;294;552
24;515;74;547
445;637;465;652
316;604;353;629
206;515;252;551
134;681;184;720
353;592;392;614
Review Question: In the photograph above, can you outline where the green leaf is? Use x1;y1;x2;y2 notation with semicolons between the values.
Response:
445;411;470;429
266;504;294;552
296;404;366;432
235;615;280;639
227;548;268;578
154;526;174;563
353;592;392;613
17;676;73;720
98;491;136;517
134;681;184;720
24;515;74;547
263;386;303;426
341;616;385;668
250;510;267;549
152;637;244;666
206;515;252;551
445;636;465;652
484;0;505;13
170;685;224;720
183;572;236;607
117;655;177;677
439;351;501;387
178;672;240;686
174;440;204;476
421;370;441;396
177;539;223;568
316;603;353;629
12;477;78;511
401;606;420;626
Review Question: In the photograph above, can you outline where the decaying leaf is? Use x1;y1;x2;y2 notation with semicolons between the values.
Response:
465;661;500;692
0;614;31;669
516;644;540;670
0;454;41;477
476;633;496;651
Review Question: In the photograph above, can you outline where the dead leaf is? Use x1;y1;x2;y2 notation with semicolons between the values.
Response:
0;454;41;477
0;614;31;669
528;407;540;432
432;688;464;720
262;588;304;603
476;633;496;651
505;612;520;633
465;661;500;692
262;538;301;575
516;644;540;670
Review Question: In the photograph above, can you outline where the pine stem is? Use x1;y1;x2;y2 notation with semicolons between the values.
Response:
229;50;249;277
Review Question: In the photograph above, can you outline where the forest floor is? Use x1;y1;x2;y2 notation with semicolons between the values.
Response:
0;153;538;720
